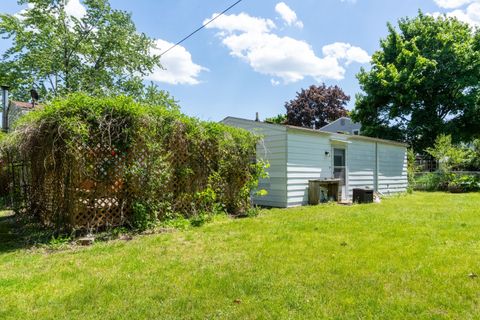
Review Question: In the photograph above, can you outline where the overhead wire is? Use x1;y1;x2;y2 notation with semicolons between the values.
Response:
159;0;244;57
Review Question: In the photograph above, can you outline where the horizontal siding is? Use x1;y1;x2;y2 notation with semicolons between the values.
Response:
347;141;375;199
378;144;408;195
221;118;288;207
286;131;332;207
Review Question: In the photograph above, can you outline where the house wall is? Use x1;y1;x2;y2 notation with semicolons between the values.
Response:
221;118;288;207
7;105;28;130
286;129;332;207
377;143;408;194
347;140;376;199
347;140;408;197
222;117;408;207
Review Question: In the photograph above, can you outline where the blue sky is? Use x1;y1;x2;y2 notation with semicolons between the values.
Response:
1;0;479;121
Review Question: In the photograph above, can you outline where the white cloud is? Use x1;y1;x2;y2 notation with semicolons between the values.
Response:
275;2;303;28
205;10;370;84
65;0;87;20
431;0;480;26
147;39;207;85
434;0;475;9
15;0;86;22
322;42;371;65
203;12;276;34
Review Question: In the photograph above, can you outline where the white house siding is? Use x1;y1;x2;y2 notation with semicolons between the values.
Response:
377;144;408;195
221;118;288;207
347;140;376;199
286;129;332;207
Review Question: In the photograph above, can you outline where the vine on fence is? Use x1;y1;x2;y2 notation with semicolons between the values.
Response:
0;94;266;232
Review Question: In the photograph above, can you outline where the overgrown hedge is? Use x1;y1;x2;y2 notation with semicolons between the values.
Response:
0;94;265;231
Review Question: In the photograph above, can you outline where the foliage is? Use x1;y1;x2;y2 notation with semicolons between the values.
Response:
4;93;265;231
465;138;480;170
131;202;156;231
2;193;480;318
448;174;480;193
426;134;469;172
414;171;480;193
414;172;450;191
285;84;349;129
0;0;161;101
406;148;416;193
352;12;480;151
264;114;286;124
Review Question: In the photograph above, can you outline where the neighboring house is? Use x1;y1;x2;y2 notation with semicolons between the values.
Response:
320;117;361;135
1;100;35;132
221;117;407;207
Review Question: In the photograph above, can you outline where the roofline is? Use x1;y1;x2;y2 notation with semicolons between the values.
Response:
320;116;361;130
221;116;408;147
221;116;288;130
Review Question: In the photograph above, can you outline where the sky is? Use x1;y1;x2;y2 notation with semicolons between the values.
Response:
1;0;479;122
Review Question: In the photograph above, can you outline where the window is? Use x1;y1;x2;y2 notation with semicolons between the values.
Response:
340;118;346;126
353;130;359;135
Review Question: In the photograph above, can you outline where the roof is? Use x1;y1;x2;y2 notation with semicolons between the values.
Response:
11;100;36;109
320;117;362;132
221;116;408;147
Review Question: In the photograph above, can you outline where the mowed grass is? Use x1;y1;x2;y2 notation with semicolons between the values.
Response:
1;193;480;319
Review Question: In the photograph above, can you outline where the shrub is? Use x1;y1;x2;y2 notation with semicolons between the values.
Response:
415;172;480;193
448;175;480;193
3;93;266;231
425;134;469;172
407;149;417;193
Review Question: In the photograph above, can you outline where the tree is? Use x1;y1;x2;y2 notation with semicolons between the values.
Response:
426;134;469;172
0;0;161;101
352;12;480;152
285;84;349;129
264;114;286;124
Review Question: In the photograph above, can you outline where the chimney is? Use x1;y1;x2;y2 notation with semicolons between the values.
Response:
1;86;9;133
255;112;259;122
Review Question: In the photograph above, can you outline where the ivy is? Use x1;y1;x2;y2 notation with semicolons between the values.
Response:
3;93;266;231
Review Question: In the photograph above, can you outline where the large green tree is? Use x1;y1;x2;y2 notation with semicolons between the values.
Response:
352;12;480;151
0;0;162;101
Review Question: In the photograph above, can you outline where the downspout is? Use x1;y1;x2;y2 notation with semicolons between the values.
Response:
374;142;378;192
1;86;9;133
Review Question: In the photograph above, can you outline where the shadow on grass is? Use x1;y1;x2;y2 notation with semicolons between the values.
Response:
0;211;57;253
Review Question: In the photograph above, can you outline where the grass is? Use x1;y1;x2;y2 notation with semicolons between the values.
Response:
1;192;480;319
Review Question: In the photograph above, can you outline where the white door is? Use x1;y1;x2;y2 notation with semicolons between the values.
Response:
333;148;347;201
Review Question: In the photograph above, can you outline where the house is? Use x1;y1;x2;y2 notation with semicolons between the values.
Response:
1;87;36;132
320;117;361;135
2;101;36;131
221;117;408;207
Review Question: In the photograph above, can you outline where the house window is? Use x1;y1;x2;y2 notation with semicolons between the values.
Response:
353;130;359;135
340;118;346;126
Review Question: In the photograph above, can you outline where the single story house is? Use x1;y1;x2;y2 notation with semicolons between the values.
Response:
221;117;408;207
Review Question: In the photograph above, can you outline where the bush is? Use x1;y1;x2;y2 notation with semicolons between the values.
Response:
2;93;267;231
415;172;480;193
415;173;447;191
448;175;480;193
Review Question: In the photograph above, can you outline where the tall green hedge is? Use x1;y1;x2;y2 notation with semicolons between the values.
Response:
2;93;265;231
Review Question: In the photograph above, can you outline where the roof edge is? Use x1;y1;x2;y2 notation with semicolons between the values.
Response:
221;116;408;147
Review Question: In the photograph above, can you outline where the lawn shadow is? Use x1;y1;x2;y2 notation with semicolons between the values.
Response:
0;211;56;253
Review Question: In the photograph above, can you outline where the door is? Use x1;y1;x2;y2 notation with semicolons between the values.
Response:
333;148;347;201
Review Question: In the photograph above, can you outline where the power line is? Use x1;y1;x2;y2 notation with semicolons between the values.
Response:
159;0;243;57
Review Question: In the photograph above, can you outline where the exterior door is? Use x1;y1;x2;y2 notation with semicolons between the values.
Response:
333;148;347;201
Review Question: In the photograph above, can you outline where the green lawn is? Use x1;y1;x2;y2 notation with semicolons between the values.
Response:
1;192;480;319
